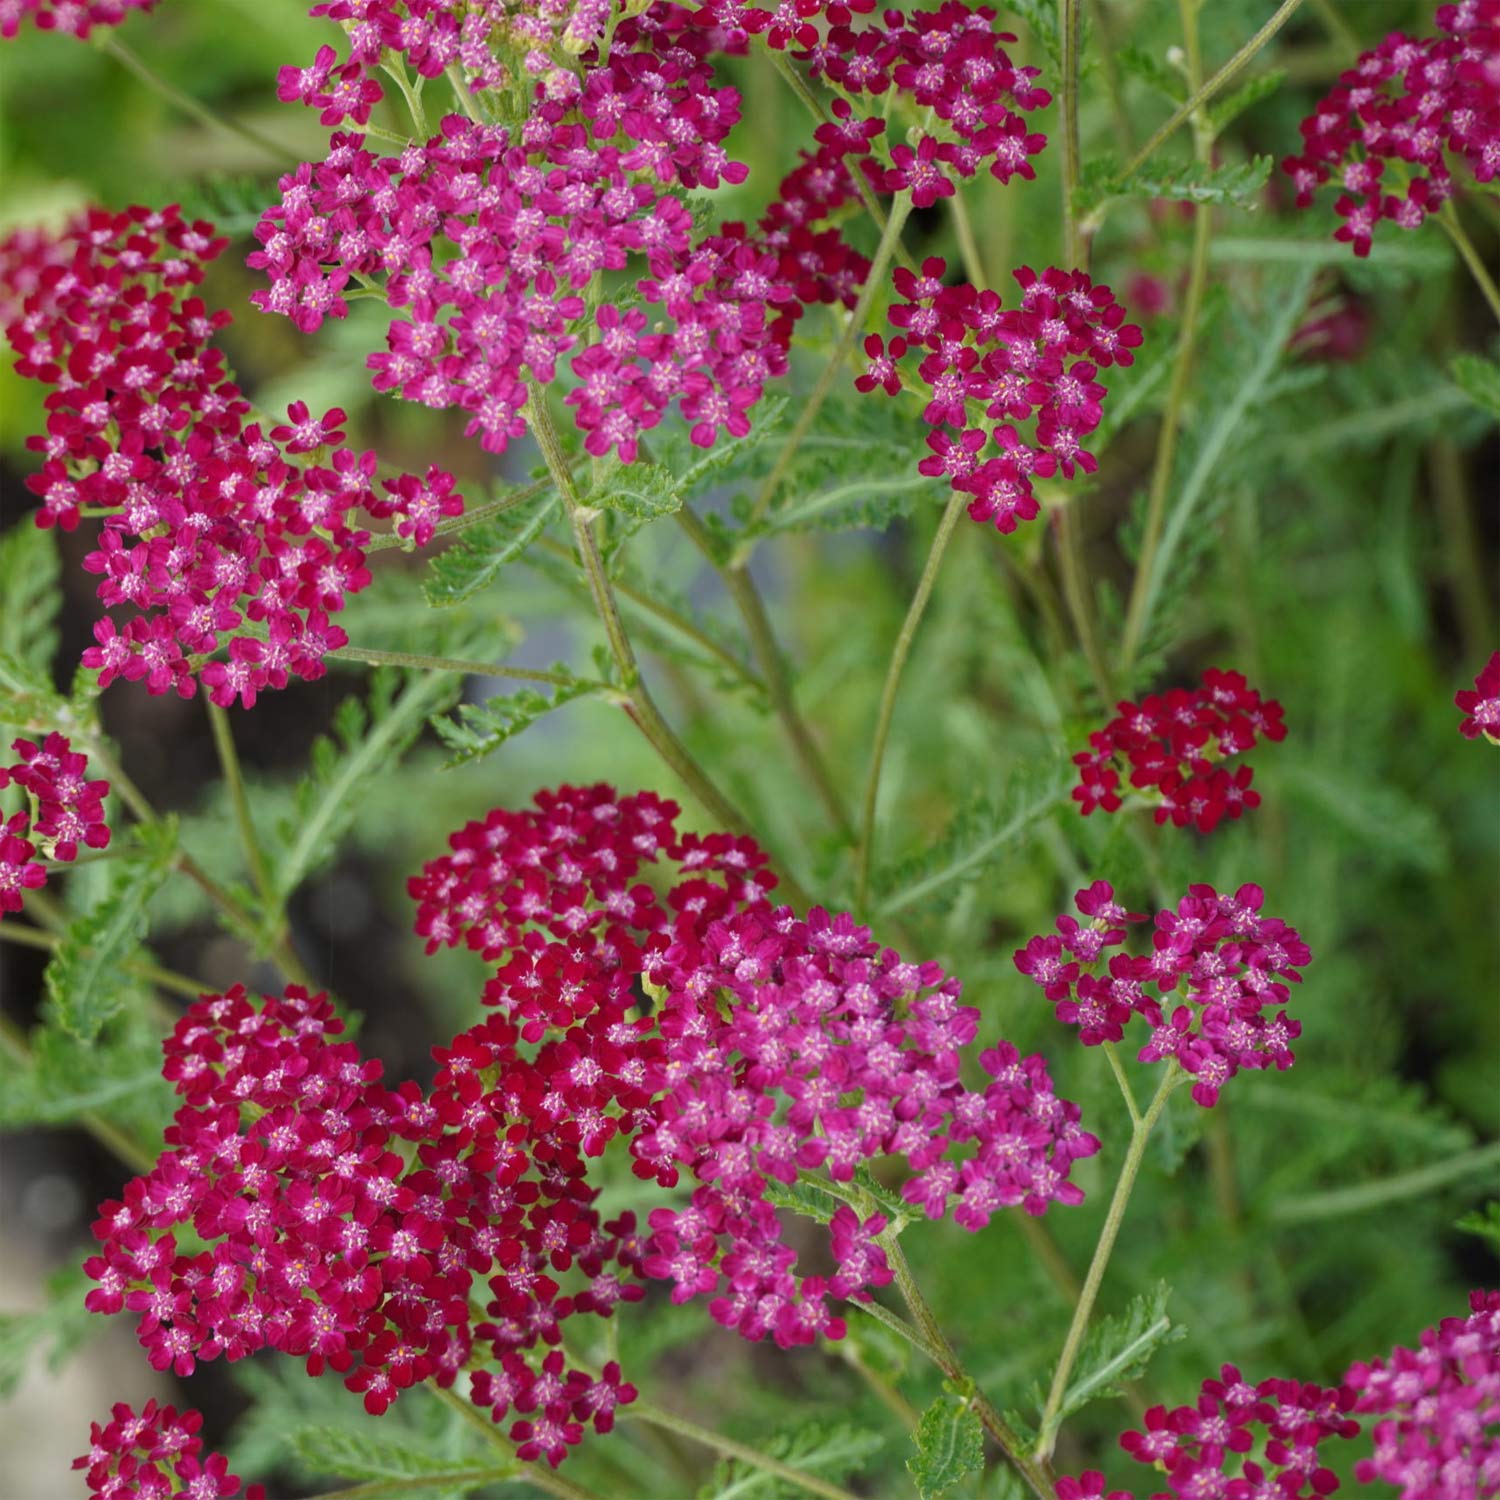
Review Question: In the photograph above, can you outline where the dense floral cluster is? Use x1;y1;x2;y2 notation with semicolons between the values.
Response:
736;0;1050;205
858;259;1142;532
0;206;460;706
255;8;820;461
1345;1287;1500;1499
74;1401;264;1500
1070;668;1287;832
1015;880;1311;1108
0;0;155;40
1282;0;1500;256
1456;651;1500;743
0;733;110;914
412;784;1099;1346
1111;1365;1361;1500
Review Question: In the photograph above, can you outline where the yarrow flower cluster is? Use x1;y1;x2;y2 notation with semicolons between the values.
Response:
1015;880;1311;1108
410;785;1099;1355
858;259;1142;533
0;733;110;914
1456;651;1500;742
732;0;1051;205
1109;1364;1361;1500
1282;0;1500;256
1070;668;1287;832
0;0;155;40
73;1400;264;1500
1345;1287;1500;1499
0;206;462;707
255;7;833;462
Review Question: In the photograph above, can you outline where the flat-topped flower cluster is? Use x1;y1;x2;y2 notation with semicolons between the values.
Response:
0;733;110;914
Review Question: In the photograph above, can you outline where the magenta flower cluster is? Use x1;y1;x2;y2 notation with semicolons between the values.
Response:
1014;880;1311;1108
0;206;462;707
1283;0;1500;256
736;0;1051;205
1345;1287;1500;1499
73;1400;263;1500
0;732;110;914
1070;668;1287;832
0;0;154;40
858;260;1142;533
1456;651;1500;743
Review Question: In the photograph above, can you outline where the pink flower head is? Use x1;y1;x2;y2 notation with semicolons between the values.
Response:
0;733;109;912
73;1402;265;1500
0;0;156;41
1456;651;1500;742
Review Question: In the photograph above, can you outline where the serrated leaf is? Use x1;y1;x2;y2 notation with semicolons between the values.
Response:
423;492;559;606
0;524;60;676
761;1176;840;1226
586;456;680;519
1275;763;1447;875
1450;353;1500;419
1209;69;1286;133
287;1425;515;1495
908;1384;984;1500
0;1266;99;1400
1456;1202;1500;1250
45;822;178;1042
0;645;67;730
1077;154;1272;221
0;1014;167;1129
698;1421;884;1500
175;175;282;238
1043;1283;1185;1439
268;670;460;902
1117;45;1186;104
432;671;603;768
874;759;1072;917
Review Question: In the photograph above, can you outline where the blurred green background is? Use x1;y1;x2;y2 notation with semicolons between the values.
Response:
1;2;1496;1497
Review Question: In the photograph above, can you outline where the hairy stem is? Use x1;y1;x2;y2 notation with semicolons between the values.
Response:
677;507;853;839
1121;0;1306;180
1034;1063;1181;1459
100;36;298;166
1060;0;1085;268
1437;203;1500;324
1118;0;1216;679
735;191;915;553
1053;502;1114;705
854;489;968;913
327;644;604;688
207;702;274;908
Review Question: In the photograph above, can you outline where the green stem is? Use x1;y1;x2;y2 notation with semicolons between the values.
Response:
883;1236;1057;1500
626;1399;863;1500
950;186;991;291
1053;501;1114;705
1059;0;1085;267
1271;1141;1500;1225
1118;0;1216;680
734;191;915;553
327;643;604;689
366;476;554;550
381;61;430;138
0;919;206;1001
207;701;274;908
1034;1063;1181;1460
100;36;298;166
676;508;853;839
1101;1041;1143;1126
854;489;967;913
1437;203;1500;324
1121;0;1306;180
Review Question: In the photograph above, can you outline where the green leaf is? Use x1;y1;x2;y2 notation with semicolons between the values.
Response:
0;1013;167;1129
1209;69;1286;133
268;670;460;902
0;645;68;732
1275;764;1448;875
0;524;60;676
0;1266;98;1400
1449;353;1500;419
585;456;680;520
761;1176;840;1226
432;670;603;768
286;1426;514;1497
423;492;559;606
1077;154;1272;220
874;759;1072;917
45;822;178;1042
1117;45;1186;104
907;1383;984;1500
175;175;282;238
698;1421;884;1500
1005;0;1062;67
1044;1283;1185;1437
1456;1201;1500;1250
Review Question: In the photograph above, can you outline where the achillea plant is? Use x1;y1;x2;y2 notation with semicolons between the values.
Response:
0;1;1495;1497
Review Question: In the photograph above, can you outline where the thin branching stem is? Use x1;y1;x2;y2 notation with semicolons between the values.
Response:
207;702;274;907
1437;203;1500;324
327;644;604;689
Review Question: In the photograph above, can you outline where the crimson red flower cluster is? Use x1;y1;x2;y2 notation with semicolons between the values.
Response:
858;260;1142;533
0;0;154;39
1283;0;1500;256
1070;669;1286;833
0;206;462;707
1014;880;1310;1107
72;1399;263;1500
1456;650;1500;743
1345;1287;1500;1499
0;732;110;914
